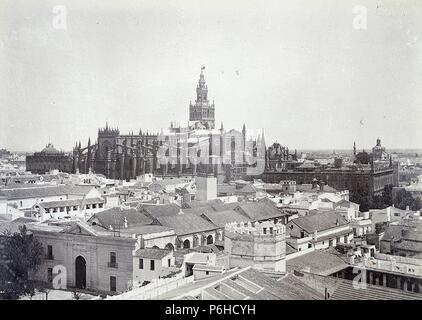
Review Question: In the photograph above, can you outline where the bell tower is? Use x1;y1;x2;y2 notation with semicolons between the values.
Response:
189;66;215;129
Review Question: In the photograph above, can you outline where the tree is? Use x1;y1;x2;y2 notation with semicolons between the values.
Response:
382;184;393;207
393;189;422;211
371;184;394;209
0;225;43;300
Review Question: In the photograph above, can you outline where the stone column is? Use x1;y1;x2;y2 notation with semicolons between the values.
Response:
369;272;373;285
397;277;401;290
382;274;387;287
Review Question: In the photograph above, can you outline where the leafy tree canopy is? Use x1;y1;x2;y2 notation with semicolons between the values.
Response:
0;225;43;300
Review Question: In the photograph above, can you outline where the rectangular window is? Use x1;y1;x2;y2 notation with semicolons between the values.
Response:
73;206;78;211
92;204;97;209
168;259;171;267
47;268;53;283
110;276;116;292
47;245;53;259
108;252;117;268
99;203;103;208
300;231;305;238
150;260;155;271
86;204;90;209
59;207;64;212
139;259;143;269
263;228;267;235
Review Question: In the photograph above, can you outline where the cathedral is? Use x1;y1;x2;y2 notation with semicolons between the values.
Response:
72;125;159;180
70;68;265;181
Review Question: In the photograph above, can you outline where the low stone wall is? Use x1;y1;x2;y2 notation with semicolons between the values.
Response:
106;273;194;300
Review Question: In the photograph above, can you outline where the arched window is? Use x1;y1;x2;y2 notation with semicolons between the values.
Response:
165;243;174;251
206;235;214;245
183;239;191;249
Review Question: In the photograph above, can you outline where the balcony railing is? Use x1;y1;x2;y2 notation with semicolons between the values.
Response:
45;254;54;260
108;262;118;268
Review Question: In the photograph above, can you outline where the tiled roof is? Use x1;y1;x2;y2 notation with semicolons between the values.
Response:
217;184;257;195
236;184;257;194
0;185;95;200
217;184;236;195
153;267;323;300
201;210;251;227
149;179;188;188
134;248;172;260
234;200;284;221
88;207;153;228
140;203;182;217
238;268;323;300
290;211;348;234
121;224;174;235
381;225;404;241
330;279;422;300
184;199;224;209
286;242;297;255
192;264;224;272
393;240;422;253
155;212;218;236
286;248;349;276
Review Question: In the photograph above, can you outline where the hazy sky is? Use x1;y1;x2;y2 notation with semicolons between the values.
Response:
0;0;421;151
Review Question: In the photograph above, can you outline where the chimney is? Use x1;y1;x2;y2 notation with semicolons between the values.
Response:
124;217;128;228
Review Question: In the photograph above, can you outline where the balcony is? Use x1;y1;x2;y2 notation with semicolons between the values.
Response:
45;254;54;260
107;261;118;268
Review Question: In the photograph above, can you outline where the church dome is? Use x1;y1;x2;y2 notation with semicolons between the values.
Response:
41;143;59;154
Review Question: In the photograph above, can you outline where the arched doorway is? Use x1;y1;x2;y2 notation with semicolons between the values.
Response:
183;239;190;249
165;243;174;251
206;235;214;245
75;256;86;289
